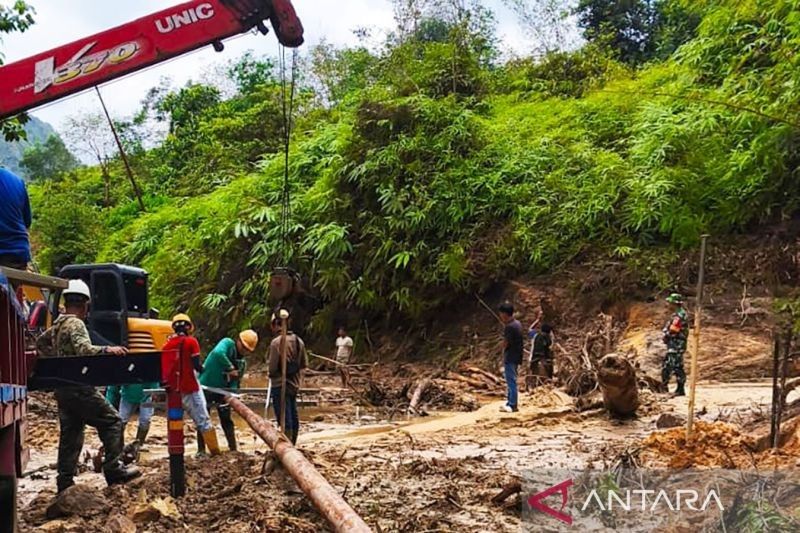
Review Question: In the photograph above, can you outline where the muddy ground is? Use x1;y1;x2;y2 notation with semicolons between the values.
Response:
18;377;800;532
16;280;800;532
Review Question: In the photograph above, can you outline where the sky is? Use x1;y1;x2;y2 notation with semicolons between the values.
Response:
1;0;529;133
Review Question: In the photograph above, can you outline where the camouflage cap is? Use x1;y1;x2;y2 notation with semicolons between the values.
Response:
665;293;685;304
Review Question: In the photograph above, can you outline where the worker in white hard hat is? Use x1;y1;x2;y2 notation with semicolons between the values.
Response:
36;279;141;493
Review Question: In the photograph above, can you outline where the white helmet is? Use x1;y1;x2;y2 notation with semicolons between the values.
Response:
63;279;91;300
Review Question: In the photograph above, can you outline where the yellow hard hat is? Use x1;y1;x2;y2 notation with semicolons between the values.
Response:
239;329;258;352
172;313;193;331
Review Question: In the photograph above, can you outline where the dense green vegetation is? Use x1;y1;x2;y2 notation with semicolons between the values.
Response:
17;0;800;337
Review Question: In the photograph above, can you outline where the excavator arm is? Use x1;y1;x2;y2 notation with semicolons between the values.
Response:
0;0;304;121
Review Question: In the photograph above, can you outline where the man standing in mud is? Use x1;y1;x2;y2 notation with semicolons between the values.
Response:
499;303;523;413
36;280;141;493
662;293;689;396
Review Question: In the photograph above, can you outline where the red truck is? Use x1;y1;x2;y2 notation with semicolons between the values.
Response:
0;1;304;529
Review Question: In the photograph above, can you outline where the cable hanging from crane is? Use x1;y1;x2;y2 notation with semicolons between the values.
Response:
278;43;298;265
270;43;301;304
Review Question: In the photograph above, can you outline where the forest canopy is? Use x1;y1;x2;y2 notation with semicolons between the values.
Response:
19;0;800;336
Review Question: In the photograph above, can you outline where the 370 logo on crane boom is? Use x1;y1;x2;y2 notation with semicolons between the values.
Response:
34;40;142;94
31;3;218;94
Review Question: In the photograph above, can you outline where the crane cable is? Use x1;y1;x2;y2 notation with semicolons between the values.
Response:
278;44;298;265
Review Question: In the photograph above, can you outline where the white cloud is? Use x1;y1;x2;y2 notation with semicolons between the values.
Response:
2;0;528;131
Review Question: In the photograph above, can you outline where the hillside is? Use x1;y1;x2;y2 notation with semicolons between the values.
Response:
10;2;800;531
0;116;56;178
26;0;800;343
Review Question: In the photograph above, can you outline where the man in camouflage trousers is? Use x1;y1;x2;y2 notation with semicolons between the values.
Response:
36;280;141;493
661;293;689;397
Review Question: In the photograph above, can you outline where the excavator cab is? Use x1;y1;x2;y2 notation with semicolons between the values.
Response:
55;264;173;351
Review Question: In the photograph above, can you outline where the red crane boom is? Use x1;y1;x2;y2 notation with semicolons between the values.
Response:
0;0;304;121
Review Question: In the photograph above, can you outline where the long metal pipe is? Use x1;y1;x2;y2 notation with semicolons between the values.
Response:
226;396;372;533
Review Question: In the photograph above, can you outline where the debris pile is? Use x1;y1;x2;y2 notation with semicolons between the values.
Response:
641;421;800;469
359;365;493;415
22;452;327;532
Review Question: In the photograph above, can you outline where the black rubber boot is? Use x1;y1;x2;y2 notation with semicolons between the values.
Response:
195;429;207;457
662;369;674;393
104;463;141;486
220;418;237;452
122;425;150;464
674;382;686;397
56;477;74;494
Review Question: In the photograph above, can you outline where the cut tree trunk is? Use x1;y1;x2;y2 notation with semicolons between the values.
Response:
461;366;501;385
407;378;431;415
596;354;639;417
446;372;488;390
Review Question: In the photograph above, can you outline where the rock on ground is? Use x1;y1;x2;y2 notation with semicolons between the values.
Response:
46;485;109;519
655;412;686;429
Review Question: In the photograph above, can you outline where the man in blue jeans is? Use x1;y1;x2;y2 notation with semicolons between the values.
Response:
268;310;308;445
499;302;523;413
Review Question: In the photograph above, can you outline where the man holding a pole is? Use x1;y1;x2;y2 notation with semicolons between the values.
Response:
662;293;689;397
268;309;308;445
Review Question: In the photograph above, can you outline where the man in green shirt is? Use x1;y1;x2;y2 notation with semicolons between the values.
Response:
197;330;258;453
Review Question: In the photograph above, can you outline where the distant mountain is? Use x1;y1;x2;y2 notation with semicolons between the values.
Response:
0;117;57;178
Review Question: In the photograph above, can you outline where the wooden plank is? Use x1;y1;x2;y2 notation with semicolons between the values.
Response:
0;267;67;290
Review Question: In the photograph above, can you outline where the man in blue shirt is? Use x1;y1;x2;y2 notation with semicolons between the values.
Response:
0;168;32;269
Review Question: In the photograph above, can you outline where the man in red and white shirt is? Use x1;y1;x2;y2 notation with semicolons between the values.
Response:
161;313;221;455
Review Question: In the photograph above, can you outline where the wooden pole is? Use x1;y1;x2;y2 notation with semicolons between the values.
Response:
279;315;289;435
95;86;146;212
687;234;709;440
227;397;372;533
770;333;782;448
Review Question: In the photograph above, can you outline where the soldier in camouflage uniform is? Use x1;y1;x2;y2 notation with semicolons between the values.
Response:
661;293;689;396
36;280;141;493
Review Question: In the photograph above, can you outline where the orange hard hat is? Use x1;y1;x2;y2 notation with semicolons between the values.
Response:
239;329;258;352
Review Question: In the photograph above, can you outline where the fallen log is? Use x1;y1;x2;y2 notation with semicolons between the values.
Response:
783;378;800;401
461;366;501;385
407;378;431;415
491;480;522;505
227;397;372;533
446;371;489;390
596;354;639;417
